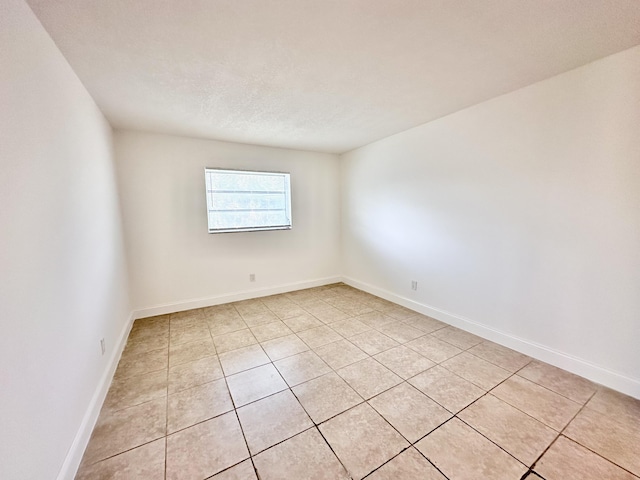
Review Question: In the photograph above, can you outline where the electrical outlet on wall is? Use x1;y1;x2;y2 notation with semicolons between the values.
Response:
411;280;418;291
100;338;106;355
249;273;256;282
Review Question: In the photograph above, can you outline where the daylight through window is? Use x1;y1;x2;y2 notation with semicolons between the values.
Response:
205;168;292;233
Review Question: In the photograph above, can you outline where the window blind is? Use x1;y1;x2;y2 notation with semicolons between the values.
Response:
205;168;292;233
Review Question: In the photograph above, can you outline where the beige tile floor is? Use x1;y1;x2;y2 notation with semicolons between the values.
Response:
77;284;640;480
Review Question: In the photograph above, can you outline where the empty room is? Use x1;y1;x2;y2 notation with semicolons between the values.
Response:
2;0;640;479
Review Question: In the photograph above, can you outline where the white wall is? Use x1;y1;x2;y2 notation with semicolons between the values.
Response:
114;131;341;314
341;46;640;398
0;1;131;478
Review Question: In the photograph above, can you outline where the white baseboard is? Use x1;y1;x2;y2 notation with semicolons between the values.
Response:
133;276;343;319
343;276;640;400
57;276;341;479
56;312;135;480
56;271;638;480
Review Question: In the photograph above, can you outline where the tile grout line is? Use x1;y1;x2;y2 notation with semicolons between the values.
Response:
528;387;639;479
219;304;261;479
453;414;530;472
280;327;444;478
523;388;598;478
164;313;171;480
86;285;637;479
399;368;532;474
265;314;410;479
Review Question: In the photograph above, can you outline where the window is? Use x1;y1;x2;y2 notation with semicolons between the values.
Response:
204;168;292;233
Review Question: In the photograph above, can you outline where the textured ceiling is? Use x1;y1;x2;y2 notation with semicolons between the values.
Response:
26;0;640;153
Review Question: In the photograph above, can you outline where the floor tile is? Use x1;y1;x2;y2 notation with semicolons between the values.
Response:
361;297;396;311
337;358;402;399
299;299;333;314
103;369;167;412
213;329;258;354
492;375;582;430
458;394;557;465
115;347;168;379
82;398;166;465
368;383;451;443
564;406;640;476
431;326;483;349
535;435;637;480
171;308;203;323
237;390;313;454
329;299;373;317
313;339;368;370
201;303;236;319
467;340;531;372
170;322;210;346
403;315;447;334
124;328;169;351
169;338;216;367
366;448;446;480
296;325;343;348
319;403;409;480
241;310;280;327
355;311;397;329
253;428;350;480
329;318;372;337
169;319;206;337
406;335;462;363
441;351;511;390
122;330;169;357
129;314;168;333
383;305;417;321
81;289;637;479
586;387;640;425
282;312;324;332
234;299;268;316
130;315;169;335
274;350;331;386
286;289;322;304
417;419;527;479
166;412;249;480
305;305;351;323
233;302;266;317
350;329;399;355
210;460;257;479
409;365;484;413
374;345;435;379
524;473;545;480
518;360;597;404
169;310;201;323
226;363;288;407
293;297;328;309
292;372;363;423
267;303;307;320
168;356;223;394
218;344;270;376
249;321;293;342
167;378;233;433
207;313;248;337
377;322;425;343
76;438;165;479
261;333;309;361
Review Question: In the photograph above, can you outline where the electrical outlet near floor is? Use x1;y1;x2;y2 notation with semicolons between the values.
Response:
249;273;256;282
100;338;106;355
411;280;418;291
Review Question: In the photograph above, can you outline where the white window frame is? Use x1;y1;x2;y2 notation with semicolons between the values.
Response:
204;167;292;234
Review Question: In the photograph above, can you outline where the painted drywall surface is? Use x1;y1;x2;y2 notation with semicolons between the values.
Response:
114;131;341;312
341;46;640;389
0;1;131;478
